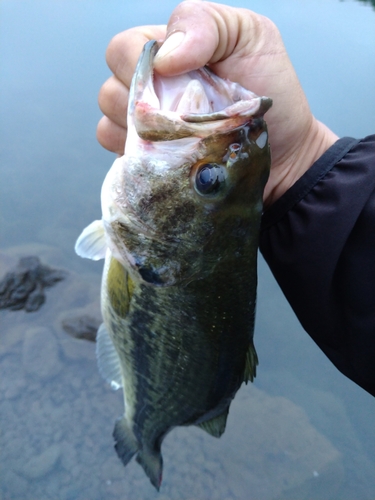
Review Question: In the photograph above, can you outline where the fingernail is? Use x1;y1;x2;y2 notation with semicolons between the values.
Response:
154;32;185;62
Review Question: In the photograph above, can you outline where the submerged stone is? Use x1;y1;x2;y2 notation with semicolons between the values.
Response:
61;314;100;342
0;255;67;312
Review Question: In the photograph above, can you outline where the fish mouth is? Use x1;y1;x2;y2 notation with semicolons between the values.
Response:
106;41;272;286
128;40;272;143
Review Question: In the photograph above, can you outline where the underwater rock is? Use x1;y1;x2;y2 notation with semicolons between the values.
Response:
0;255;67;312
62;314;100;342
218;386;345;500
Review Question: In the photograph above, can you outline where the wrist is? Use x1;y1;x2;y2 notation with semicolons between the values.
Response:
263;118;339;208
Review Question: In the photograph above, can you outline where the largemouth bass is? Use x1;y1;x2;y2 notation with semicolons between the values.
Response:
75;40;272;490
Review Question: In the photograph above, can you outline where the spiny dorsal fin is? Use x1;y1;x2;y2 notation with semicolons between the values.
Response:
75;219;107;260
107;257;134;319
196;407;229;438
244;342;258;384
96;322;123;390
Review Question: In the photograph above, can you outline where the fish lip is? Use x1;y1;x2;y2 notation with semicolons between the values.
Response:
128;40;159;117
129;40;272;142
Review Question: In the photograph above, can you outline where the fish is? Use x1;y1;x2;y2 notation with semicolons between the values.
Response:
75;40;272;490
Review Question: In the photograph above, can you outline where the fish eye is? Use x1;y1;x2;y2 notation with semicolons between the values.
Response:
195;163;226;195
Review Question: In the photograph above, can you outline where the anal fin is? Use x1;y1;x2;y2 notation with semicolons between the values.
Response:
197;407;229;438
113;417;138;467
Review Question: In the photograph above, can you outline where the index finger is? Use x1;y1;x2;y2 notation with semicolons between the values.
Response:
106;25;167;86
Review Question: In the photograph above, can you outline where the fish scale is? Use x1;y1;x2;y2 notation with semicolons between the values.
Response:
75;40;272;490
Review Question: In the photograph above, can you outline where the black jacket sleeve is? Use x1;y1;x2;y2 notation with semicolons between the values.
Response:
260;134;375;396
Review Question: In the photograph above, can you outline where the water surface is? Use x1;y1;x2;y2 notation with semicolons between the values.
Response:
1;1;374;499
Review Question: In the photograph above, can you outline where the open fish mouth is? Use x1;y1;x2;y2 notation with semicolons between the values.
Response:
127;40;272;144
99;40;273;287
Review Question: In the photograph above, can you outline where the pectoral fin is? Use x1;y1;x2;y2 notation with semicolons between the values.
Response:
196;407;229;438
75;219;107;260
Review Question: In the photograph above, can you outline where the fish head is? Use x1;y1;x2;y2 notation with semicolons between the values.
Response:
101;41;272;287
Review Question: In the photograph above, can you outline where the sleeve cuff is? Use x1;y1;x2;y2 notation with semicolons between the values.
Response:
261;136;360;231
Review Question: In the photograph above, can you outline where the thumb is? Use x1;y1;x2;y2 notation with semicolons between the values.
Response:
154;0;237;75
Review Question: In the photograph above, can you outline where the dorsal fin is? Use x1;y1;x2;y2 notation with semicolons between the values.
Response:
243;342;258;384
196;407;229;438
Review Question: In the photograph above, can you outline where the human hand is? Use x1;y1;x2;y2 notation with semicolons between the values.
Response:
97;0;338;206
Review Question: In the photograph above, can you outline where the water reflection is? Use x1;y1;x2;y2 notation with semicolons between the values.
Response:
0;1;374;499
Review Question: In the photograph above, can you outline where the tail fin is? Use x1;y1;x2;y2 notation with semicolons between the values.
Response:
136;448;163;491
113;417;138;466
